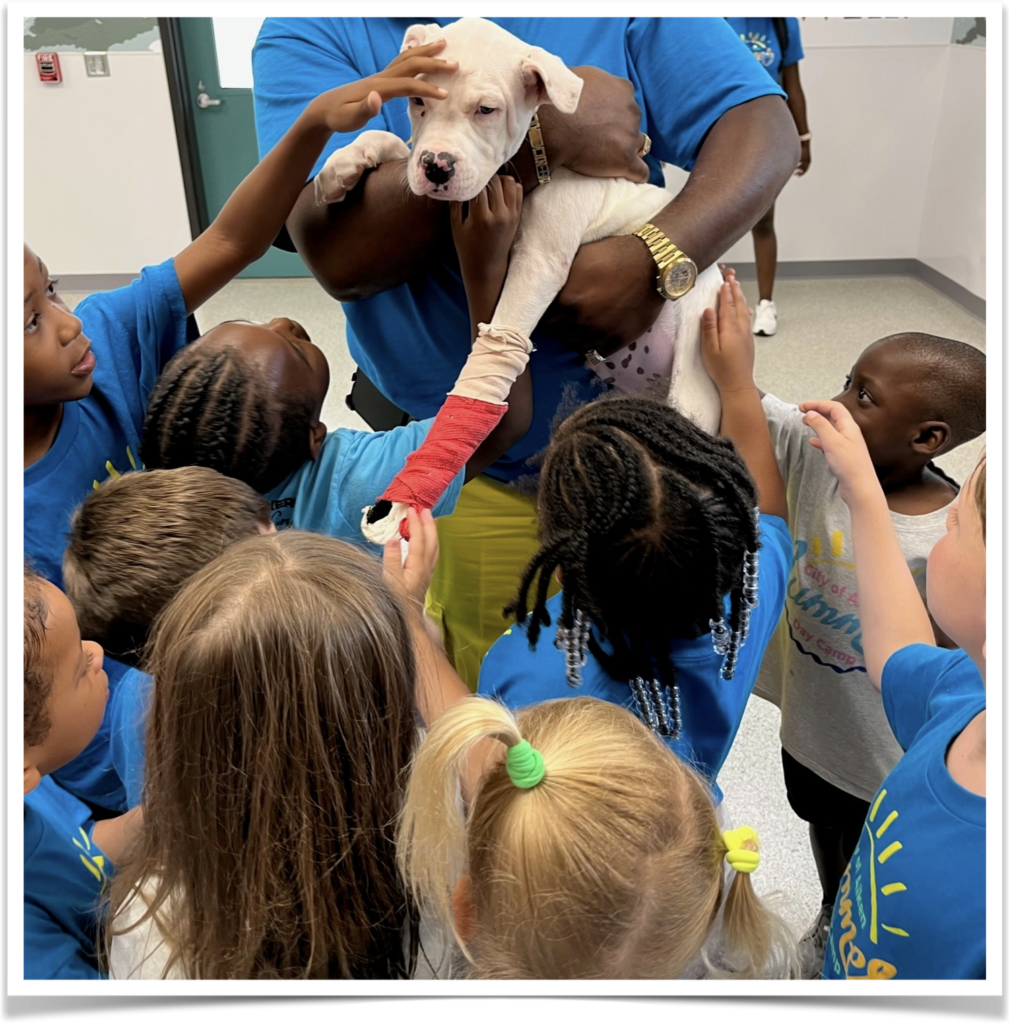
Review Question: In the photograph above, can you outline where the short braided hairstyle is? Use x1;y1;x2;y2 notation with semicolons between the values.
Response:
141;342;317;494
507;395;760;694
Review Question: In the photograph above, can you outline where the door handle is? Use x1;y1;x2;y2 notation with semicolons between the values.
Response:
196;92;222;108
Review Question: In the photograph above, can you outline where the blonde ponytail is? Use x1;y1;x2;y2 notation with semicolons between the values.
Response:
399;695;796;979
707;835;799;980
397;697;523;950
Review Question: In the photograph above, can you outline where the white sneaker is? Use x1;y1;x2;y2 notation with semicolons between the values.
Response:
753;299;777;337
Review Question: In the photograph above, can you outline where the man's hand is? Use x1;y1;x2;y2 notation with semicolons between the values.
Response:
539;66;650;184
542;234;663;355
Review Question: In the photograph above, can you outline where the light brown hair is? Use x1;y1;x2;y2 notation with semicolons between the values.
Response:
973;452;986;543
107;531;421;978
24;565;52;747
398;696;796;979
63;467;272;665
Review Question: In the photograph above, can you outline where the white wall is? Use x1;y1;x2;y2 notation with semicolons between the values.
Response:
916;44;986;298
23;52;191;276
664;18;985;299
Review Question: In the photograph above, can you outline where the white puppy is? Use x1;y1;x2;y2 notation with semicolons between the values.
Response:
316;17;723;437
319;19;721;544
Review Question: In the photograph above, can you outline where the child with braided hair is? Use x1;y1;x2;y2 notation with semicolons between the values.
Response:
398;694;797;978
140;174;527;545
24;43;456;590
478;276;790;802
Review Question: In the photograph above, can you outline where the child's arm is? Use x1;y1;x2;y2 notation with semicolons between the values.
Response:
449;176;532;480
91;805;143;866
383;508;471;724
172;43;455;315
700;277;788;522
800;399;935;688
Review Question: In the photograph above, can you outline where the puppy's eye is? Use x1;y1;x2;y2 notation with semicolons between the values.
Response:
411;97;425;107
477;105;496;115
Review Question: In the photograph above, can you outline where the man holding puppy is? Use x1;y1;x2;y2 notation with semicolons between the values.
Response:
253;17;799;686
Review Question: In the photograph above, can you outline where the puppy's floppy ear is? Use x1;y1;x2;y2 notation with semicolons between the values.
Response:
521;46;583;113
402;23;442;52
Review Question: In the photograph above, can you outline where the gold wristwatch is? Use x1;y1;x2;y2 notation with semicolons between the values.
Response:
632;223;698;300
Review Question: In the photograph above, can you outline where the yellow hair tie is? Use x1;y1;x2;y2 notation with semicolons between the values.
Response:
722;826;760;874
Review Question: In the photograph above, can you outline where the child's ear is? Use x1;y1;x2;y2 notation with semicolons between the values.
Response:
24;760;41;796
452;875;476;945
308;421;327;461
911;420;951;458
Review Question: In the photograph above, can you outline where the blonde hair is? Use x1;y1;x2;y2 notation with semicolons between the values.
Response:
63;467;271;665
973;451;986;543
398;696;795;979
108;531;421;978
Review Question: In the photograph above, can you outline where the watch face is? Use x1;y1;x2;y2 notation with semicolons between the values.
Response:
661;259;697;299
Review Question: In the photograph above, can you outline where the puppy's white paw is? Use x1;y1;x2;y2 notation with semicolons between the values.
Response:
361;501;411;545
314;130;410;205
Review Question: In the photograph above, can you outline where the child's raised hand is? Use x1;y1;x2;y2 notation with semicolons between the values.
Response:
311;41;457;135
700;277;756;395
799;399;879;505
450;175;524;284
383;507;440;608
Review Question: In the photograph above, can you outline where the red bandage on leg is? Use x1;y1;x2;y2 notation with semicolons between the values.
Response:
376;395;506;538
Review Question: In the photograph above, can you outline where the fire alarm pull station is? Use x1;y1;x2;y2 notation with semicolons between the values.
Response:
37;53;62;83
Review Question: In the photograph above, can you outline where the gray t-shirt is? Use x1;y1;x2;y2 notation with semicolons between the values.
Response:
755;394;954;802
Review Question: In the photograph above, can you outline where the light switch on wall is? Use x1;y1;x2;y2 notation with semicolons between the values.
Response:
84;52;110;77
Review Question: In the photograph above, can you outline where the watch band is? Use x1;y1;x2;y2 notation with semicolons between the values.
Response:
633;222;688;276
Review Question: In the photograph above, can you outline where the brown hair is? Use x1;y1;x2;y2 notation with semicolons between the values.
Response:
24;565;53;747
63;467;272;666
107;531;421;978
399;696;796;979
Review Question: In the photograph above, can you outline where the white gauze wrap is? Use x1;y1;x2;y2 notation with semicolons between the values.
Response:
447;324;534;404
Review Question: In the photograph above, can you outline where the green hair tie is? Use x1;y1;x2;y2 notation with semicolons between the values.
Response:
506;739;545;789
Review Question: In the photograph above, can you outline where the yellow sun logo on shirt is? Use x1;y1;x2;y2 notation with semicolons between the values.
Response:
834;788;907;978
866;788;911;943
93;445;139;489
72;827;109;890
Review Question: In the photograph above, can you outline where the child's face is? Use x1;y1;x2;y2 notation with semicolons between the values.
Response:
832;339;941;471
27;582;109;779
927;459;985;662
198;317;330;420
23;246;95;406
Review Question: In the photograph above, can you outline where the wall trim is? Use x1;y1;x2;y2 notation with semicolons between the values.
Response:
729;258;985;321
59;260;985;322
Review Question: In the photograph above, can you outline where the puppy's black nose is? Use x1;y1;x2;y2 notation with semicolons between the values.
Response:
420;150;456;185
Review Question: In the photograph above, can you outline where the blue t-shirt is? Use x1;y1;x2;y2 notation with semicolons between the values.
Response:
822;645;985;981
724;18;804;85
50;657;153;814
24;261;188;590
264;418;465;541
252;18;785;483
478;514;791;801
24;777;111;979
